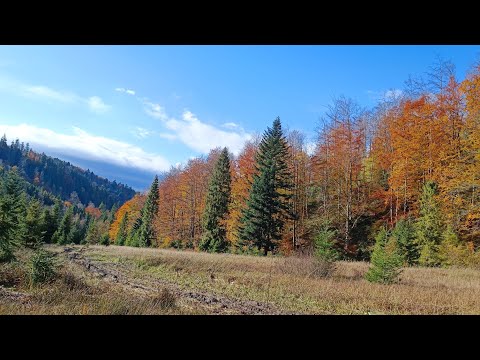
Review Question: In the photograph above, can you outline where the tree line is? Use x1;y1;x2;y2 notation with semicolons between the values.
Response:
0;164;118;261
110;58;480;268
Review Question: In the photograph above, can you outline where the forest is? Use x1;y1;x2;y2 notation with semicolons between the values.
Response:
2;58;480;277
107;58;480;271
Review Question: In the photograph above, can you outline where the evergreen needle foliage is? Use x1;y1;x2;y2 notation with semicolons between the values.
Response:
200;147;231;253
238;117;294;255
29;248;57;286
366;227;403;284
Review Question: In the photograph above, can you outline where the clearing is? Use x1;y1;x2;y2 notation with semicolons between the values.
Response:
1;244;480;314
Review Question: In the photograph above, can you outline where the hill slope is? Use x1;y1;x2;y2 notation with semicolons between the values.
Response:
0;135;136;208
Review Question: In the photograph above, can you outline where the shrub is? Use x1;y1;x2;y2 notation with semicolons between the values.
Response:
365;227;403;284
29;249;57;286
100;233;110;246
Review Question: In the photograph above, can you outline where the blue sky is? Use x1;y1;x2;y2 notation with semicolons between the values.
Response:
0;45;479;190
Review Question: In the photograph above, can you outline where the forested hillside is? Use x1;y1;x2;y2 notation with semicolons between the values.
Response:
109;59;480;270
0;136;136;209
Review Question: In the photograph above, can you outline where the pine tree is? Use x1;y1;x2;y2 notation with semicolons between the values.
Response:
24;199;45;248
415;181;443;266
0;168;26;261
238;117;294;255
391;218;418;265
200;147;232;252
115;211;128;246
131;176;159;247
52;205;74;245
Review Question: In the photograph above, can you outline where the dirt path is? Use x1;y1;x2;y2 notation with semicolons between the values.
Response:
61;247;288;315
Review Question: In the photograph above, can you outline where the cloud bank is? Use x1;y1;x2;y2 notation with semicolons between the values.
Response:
0;123;170;174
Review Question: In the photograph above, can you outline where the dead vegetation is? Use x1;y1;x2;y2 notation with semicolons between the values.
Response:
2;244;480;314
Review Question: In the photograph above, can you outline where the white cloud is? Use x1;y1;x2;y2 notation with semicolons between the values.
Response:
144;101;168;121
158;133;177;140
384;89;403;99
132;127;153;139
115;87;136;95
367;88;403;102
25;86;76;103
143;99;251;155
222;122;239;129
161;109;251;155
0;76;110;114
305;141;316;156
87;96;110;113
0;123;170;174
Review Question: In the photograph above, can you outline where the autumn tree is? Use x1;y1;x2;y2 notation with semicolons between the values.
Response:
200;147;231;252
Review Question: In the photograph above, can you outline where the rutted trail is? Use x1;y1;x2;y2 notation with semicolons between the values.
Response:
61;247;287;315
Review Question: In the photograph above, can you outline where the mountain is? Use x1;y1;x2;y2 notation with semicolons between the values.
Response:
40;150;158;192
0;135;137;209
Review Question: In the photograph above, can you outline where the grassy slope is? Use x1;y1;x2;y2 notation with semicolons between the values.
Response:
2;244;480;314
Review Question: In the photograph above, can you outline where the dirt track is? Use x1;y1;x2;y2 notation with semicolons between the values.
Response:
62;247;288;315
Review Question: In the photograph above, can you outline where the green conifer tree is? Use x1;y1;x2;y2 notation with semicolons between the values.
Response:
24;199;45;248
391;218;418;265
0;167;26;261
238;117;294;255
415;181;443;267
365;227;403;284
131;176;159;247
52;205;74;245
200;147;231;252
115;211;129;246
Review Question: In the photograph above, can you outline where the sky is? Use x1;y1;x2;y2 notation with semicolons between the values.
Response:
0;45;479;190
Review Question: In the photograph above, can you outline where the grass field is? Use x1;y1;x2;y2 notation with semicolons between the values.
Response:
1;244;480;314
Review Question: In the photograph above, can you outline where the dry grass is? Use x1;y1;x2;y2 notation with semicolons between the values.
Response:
3;244;480;314
79;245;480;314
0;248;197;315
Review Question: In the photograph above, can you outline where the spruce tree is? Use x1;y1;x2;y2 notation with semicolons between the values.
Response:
131;176;159;247
365;227;403;284
200;147;231;253
115;211;129;246
52;205;74;245
85;218;100;244
0;168;26;261
24;199;45;248
238;117;294;255
415;181;443;266
391;218;418;265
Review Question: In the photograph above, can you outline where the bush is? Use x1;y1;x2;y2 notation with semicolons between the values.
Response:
276;255;335;278
0;247;15;263
29;249;57;286
365;227;403;284
100;234;110;246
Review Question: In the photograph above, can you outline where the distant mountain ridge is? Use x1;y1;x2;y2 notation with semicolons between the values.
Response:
0;135;137;209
